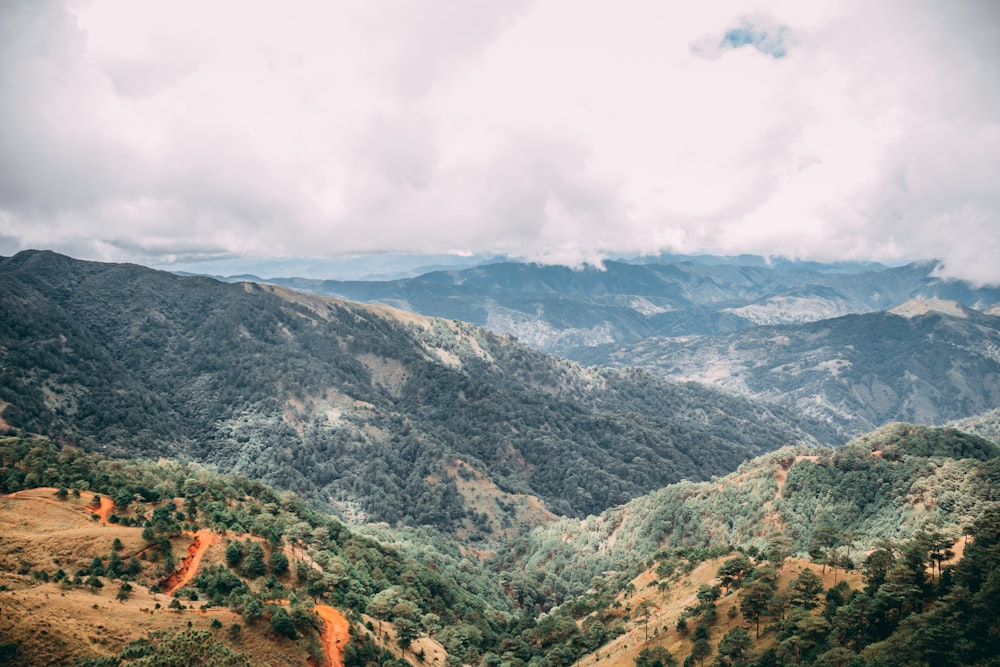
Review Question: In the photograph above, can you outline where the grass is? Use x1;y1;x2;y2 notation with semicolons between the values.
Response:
0;489;313;666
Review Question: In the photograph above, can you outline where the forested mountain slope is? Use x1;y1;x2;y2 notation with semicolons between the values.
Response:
252;260;1000;354
498;423;1000;598
2;425;998;667
0;250;828;532
577;300;1000;438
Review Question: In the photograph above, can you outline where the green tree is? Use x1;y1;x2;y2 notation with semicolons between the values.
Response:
739;580;774;639
635;646;677;667
636;599;656;641
268;550;289;576
716;555;750;593
862;544;896;595
270;607;297;639
395;617;419;652
789;568;824;610
241;541;266;579
714;626;753;667
811;525;838;575
690;637;712;667
225;540;244;567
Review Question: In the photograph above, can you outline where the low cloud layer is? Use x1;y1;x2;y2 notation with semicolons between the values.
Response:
1;0;998;282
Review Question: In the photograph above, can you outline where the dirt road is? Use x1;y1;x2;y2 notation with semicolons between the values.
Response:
315;604;350;667
162;530;217;595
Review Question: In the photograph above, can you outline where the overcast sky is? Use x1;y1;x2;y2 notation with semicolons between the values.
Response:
1;0;998;282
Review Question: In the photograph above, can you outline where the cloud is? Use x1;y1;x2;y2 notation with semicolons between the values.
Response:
0;0;998;283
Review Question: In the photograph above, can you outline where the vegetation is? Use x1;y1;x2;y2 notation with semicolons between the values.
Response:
582;304;1000;438
0;250;830;533
0;424;998;666
1;252;998;666
493;425;999;598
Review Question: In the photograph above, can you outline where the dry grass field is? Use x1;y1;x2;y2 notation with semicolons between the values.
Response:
0;488;316;666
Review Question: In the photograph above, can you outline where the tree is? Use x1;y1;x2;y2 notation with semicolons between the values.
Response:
367;588;401;635
635;599;656;642
225;540;244;567
696;584;721;609
268;550;289;576
241;542;266;579
739;580;774;639
789;568;824;610
107;550;123;578
922;529;955;581
116;582;133;602
395;617;419;653
690;637;712;667
635;646;677;667
717;555;750;593
862;544;896;595
270;607;297;639
811;525;838;575
715;627;753;667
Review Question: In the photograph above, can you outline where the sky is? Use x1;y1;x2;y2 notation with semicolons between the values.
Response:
1;0;998;283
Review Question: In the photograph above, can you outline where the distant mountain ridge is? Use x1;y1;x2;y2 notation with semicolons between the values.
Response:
237;259;1000;354
576;299;1000;437
0;250;829;534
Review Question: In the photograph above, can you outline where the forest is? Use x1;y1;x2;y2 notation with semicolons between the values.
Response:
2;421;998;666
0;250;830;531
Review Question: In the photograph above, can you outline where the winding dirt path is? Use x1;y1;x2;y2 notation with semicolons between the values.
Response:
162;530;217;595
314;604;350;667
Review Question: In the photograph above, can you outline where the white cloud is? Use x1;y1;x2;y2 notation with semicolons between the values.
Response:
0;0;997;282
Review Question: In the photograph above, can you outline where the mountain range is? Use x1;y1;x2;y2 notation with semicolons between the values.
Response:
1;250;999;666
242;259;1000;355
0;250;829;534
577;298;1000;438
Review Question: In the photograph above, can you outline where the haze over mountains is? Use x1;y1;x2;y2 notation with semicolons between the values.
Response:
211;256;1000;439
243;258;1000;355
579;298;1000;438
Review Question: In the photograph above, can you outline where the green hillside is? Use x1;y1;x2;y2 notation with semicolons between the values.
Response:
497;424;1000;598
3;423;998;667
0;250;830;531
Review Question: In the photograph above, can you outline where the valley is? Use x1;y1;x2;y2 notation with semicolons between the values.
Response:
1;251;999;666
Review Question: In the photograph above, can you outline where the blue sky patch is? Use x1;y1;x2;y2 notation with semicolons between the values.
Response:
721;21;789;58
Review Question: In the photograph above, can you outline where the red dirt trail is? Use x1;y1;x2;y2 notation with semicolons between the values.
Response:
91;494;114;523
162;530;217;595
314;604;350;667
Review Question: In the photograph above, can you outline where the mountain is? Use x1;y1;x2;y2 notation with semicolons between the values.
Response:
496;422;1000;597
0;434;499;666
157;252;509;281
0;250;829;534
950;406;1000;444
575;299;1000;438
238;260;1000;355
4;423;998;667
